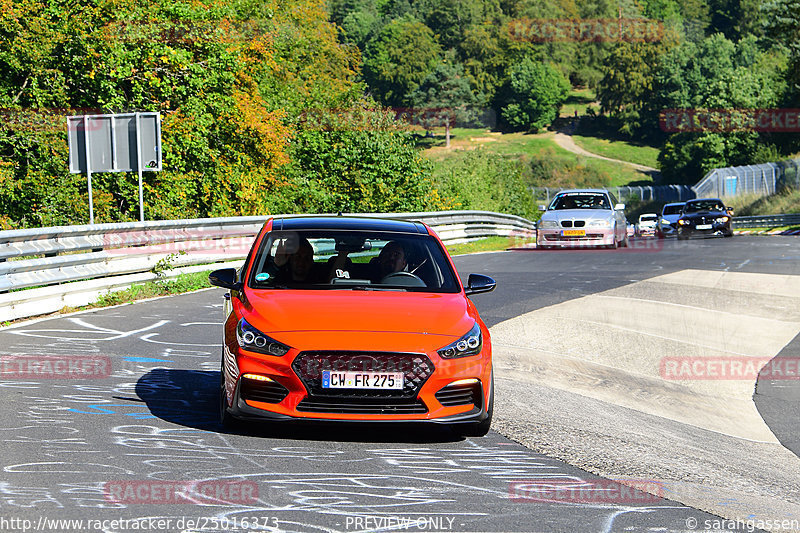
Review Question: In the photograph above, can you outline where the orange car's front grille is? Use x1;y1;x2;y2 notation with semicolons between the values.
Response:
296;397;428;414
291;351;434;399
435;382;481;408
240;378;289;404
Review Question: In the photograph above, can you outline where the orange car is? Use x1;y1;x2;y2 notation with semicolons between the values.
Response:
209;216;496;436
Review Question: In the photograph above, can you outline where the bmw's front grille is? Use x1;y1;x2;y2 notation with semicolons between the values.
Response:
435;382;482;408
560;220;585;228
240;378;289;404
291;351;434;399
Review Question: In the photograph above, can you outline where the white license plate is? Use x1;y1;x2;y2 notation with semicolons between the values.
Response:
321;371;404;390
696;224;712;230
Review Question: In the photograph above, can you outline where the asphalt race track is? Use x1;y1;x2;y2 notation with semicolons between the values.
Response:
1;235;798;533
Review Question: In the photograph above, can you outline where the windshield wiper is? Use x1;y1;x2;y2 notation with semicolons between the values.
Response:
350;285;406;291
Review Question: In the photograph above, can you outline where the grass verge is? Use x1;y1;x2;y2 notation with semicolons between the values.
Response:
570;135;660;169
560;87;600;118
424;129;653;188
733;225;800;233
726;190;800;216
91;271;212;308
445;236;534;255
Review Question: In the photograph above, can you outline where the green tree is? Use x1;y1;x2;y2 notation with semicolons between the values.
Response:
328;0;383;47
597;41;674;137
409;59;482;146
412;0;503;51
762;0;800;96
361;17;442;107
0;0;373;227
653;35;788;183
501;57;569;132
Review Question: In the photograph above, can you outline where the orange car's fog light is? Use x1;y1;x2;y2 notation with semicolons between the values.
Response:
435;379;483;409
242;373;274;382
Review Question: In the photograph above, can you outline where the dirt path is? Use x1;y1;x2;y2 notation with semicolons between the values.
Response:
552;131;660;174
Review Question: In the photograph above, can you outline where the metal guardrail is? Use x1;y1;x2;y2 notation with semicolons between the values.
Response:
530;186;695;204
732;213;800;229
0;211;535;322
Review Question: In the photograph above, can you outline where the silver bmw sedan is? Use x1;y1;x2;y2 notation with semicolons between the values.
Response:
536;189;629;249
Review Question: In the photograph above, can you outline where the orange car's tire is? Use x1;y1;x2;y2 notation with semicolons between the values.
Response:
220;361;239;429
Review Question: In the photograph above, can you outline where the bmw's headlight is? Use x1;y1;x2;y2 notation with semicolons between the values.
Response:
588;219;612;228
715;216;730;223
236;318;291;356
438;323;482;359
678;219;689;225
538;220;559;229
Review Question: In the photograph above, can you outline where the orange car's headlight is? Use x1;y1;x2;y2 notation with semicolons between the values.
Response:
236;318;291;356
438;323;482;359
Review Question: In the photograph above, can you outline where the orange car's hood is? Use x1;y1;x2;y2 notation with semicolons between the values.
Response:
243;290;473;340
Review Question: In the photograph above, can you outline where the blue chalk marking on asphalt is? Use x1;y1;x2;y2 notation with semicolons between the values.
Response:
123;357;172;362
68;404;156;418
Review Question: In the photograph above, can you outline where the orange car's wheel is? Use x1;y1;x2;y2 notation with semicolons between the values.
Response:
219;360;238;429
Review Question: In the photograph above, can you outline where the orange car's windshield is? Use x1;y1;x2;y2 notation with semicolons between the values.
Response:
248;230;461;292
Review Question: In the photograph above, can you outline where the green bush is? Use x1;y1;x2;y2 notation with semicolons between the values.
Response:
429;150;537;220
527;148;613;189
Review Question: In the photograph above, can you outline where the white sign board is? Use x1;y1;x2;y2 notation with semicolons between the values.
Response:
67;112;162;223
67;112;161;173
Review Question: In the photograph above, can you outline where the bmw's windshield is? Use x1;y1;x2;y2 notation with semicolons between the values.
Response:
248;230;460;293
683;200;725;213
550;193;611;210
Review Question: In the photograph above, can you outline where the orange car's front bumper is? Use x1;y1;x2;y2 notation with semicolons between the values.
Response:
222;345;492;423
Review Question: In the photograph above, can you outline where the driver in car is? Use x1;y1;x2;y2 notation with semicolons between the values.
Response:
373;240;407;281
274;237;317;283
